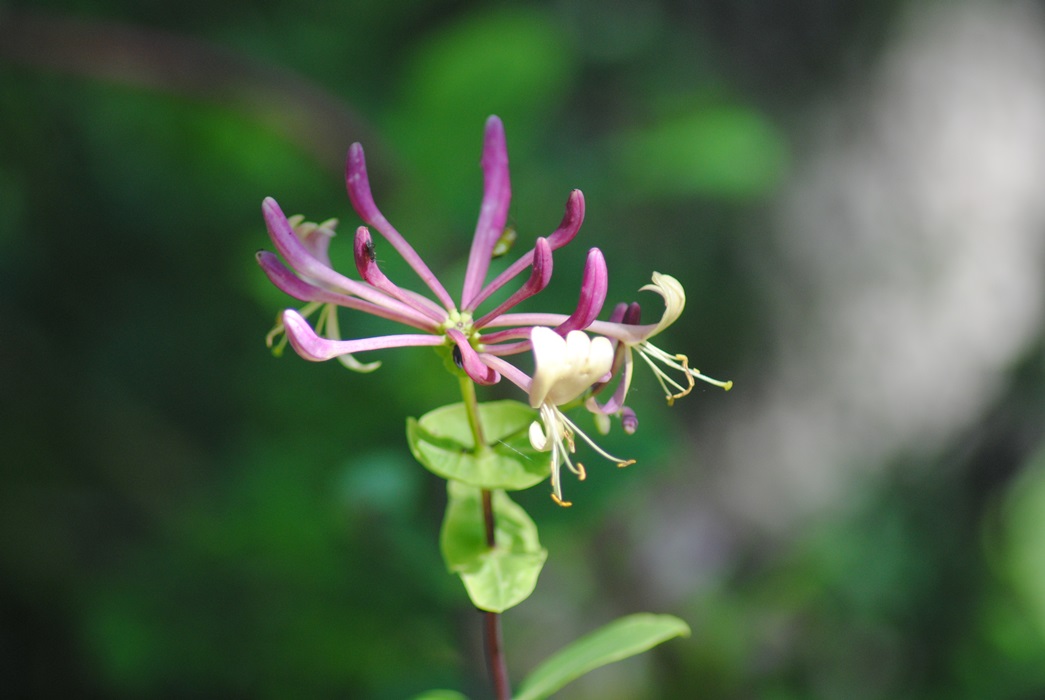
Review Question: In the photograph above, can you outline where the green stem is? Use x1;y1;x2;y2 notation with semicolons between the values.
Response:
458;374;487;451
457;375;511;700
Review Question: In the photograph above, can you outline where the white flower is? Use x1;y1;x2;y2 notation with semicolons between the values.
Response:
527;327;634;506
528;327;614;407
587;273;732;420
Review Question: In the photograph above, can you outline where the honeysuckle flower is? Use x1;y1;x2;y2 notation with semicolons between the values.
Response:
262;215;381;372
258;115;730;506
584;272;732;427
524;327;635;507
480;271;731;438
257;114;603;394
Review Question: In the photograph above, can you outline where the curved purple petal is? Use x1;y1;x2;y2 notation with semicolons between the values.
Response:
607;302;628;325
466;189;585;312
624;301;642;325
621;406;638;434
344;145;456;311
461;116;512;308
256;251;437;331
554;248;608;335
264;199;440;328
585;353;633;415
474;237;553;328
263;198;417;313
282;309;443;362
352;226;447;323
446;328;500;385
546;189;585;249
479;353;532;394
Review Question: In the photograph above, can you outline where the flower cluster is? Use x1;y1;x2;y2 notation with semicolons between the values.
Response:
258;116;730;505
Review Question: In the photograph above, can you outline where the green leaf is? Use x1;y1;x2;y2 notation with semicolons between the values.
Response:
514;614;691;700
440;481;547;613
411;691;469;700
407;401;549;491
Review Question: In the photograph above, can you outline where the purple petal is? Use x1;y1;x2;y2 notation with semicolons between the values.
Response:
480;312;572;330
606;302;628;325
479;353;532;394
554;248;608;335
446;328;500;385
461;116;512;308
282;309;443;362
352;226;447;323
257;250;339;304
586;356;633;414
344;145;457;311
478;327;533;345
474;237;553;328
256;251;437;331
621;407;638;434
264;198;404;309
263;199;441;329
257;250;355;306
582;301;639;412
466;189;584;312
584;301;651;344
546;189;585;249
480;339;534;357
624;301;642;325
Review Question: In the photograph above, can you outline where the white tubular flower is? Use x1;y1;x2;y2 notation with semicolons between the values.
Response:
636;272;732;403
631;273;731;405
527;327;635;506
529;327;614;407
587;272;732;422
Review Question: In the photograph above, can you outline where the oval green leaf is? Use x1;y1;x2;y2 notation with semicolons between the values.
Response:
407;400;549;490
514;614;691;700
440;481;547;613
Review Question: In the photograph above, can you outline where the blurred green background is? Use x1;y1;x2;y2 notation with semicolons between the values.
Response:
4;0;1045;697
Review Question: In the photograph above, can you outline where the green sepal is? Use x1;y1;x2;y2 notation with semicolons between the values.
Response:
440;480;547;613
514;614;691;700
406;400;548;491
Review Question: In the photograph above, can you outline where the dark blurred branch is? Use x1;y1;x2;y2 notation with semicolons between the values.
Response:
0;9;387;175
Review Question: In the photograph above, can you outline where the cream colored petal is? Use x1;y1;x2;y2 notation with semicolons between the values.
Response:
639;272;686;337
528;326;568;407
530;328;615;407
528;420;551;451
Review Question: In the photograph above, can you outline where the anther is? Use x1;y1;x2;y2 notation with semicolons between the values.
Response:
551;494;573;507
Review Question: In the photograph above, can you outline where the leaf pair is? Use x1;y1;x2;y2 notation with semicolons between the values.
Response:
407;400;691;699
407;400;549;613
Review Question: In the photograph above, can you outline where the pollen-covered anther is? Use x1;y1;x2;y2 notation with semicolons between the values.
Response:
666;351;696;406
551;494;573;508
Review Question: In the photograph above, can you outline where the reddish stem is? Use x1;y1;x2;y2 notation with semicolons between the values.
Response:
481;488;510;699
